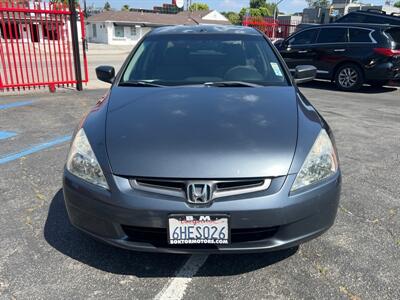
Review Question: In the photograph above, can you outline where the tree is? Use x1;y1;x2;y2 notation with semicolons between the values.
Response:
121;4;130;11
262;3;277;16
305;0;330;8
222;11;241;25
189;3;209;11
104;1;111;11
239;7;248;20
241;1;277;18
241;5;277;18
394;1;400;8
50;0;79;5
250;0;267;9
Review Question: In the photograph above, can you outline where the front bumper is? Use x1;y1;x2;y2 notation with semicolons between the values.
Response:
63;170;341;254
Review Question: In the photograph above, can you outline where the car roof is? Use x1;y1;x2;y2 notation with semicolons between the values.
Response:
302;22;398;30
148;24;261;36
346;10;400;19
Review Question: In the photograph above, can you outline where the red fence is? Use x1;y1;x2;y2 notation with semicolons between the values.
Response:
243;17;300;40
0;0;88;91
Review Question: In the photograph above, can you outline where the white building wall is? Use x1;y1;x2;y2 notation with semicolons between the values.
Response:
87;21;108;43
86;21;154;45
109;25;142;45
106;22;113;44
94;24;151;45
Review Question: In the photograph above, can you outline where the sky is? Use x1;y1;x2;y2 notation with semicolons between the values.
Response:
85;0;387;14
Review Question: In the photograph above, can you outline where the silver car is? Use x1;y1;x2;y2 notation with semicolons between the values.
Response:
63;25;341;254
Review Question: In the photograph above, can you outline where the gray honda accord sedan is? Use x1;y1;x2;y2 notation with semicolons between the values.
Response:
63;25;341;254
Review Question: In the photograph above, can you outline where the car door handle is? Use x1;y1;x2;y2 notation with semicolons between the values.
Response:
298;50;308;53
334;49;346;52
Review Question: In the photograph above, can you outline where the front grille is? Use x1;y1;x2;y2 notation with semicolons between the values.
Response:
121;225;279;247
216;179;265;191
130;177;271;200
135;178;185;191
135;178;265;191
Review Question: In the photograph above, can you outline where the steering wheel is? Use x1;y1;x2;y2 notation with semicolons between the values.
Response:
224;66;264;81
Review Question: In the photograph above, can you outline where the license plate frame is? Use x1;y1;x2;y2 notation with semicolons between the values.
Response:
167;214;230;245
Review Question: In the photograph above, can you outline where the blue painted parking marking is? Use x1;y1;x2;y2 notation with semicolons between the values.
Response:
0;101;33;110
0;131;17;140
0;135;71;165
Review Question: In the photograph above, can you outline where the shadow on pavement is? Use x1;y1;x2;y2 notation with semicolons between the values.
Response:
300;80;398;94
44;189;298;277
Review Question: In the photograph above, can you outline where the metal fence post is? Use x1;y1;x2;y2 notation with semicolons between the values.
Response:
69;0;83;91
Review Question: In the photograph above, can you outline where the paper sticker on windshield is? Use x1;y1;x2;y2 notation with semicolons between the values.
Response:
270;63;283;77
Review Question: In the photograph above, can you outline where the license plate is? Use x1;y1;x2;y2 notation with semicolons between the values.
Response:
168;215;230;245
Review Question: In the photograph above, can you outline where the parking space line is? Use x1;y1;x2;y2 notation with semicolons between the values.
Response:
0;101;33;110
0;135;71;165
0;131;17;140
155;255;208;300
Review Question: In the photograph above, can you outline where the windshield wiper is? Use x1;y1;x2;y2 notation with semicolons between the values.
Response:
204;81;263;88
119;81;165;87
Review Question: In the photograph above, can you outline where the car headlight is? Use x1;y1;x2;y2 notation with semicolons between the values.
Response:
66;128;109;189
291;129;338;192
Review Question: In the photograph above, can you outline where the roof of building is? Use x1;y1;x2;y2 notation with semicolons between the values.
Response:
86;10;231;26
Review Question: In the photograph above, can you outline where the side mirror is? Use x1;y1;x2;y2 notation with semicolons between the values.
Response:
273;39;284;49
96;66;115;84
294;65;317;84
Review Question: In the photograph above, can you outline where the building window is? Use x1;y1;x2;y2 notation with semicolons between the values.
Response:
0;23;21;39
42;24;59;40
92;24;97;38
130;26;137;36
114;25;124;38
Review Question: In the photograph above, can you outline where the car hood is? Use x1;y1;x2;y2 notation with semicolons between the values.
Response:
106;86;298;178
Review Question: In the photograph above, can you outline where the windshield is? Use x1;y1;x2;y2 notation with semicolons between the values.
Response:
120;34;289;87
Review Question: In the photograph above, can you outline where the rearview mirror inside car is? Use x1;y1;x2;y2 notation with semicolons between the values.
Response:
96;66;115;84
293;65;317;84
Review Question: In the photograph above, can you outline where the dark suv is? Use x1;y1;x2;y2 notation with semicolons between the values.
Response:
335;9;400;26
275;23;400;90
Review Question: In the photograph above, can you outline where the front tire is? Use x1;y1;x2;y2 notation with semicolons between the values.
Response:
334;64;364;91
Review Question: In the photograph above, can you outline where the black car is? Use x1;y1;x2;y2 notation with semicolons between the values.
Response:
335;9;400;26
275;23;400;90
295;23;319;32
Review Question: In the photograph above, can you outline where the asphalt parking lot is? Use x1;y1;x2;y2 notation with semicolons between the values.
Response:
1;71;399;298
